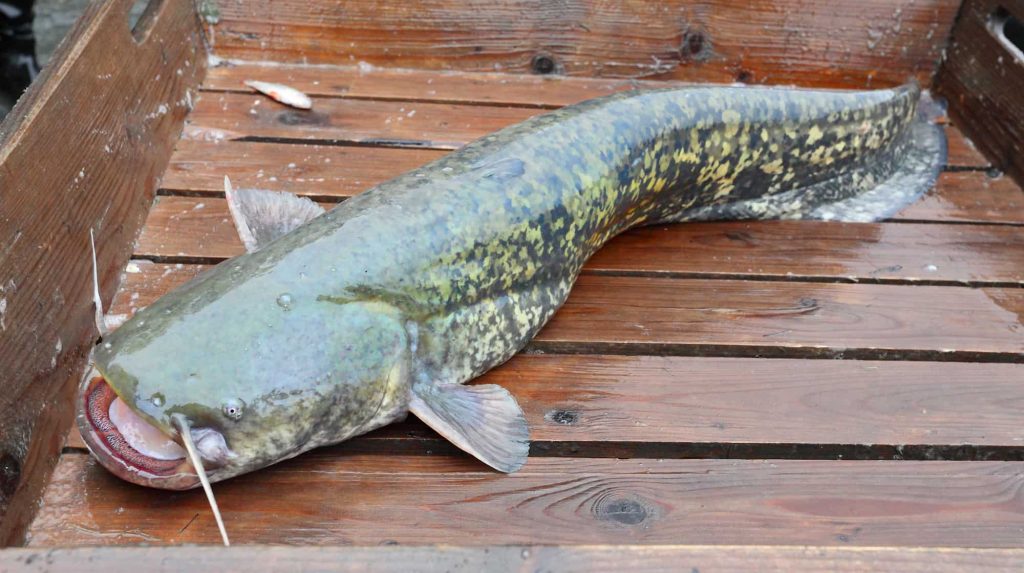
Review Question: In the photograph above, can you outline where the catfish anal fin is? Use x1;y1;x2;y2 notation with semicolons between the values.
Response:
409;383;529;473
224;176;325;252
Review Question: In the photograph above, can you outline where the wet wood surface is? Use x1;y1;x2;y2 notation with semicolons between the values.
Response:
5;545;1024;573
0;0;204;545
27;454;1024;547
205;1;960;88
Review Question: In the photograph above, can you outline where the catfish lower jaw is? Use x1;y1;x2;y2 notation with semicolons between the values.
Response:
78;373;201;490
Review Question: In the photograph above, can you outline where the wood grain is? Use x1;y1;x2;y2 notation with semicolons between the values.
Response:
26;454;1024;547
4;545;1024;572
185;91;989;167
938;0;1024;186
160;140;1023;224
205;1;959;89
0;0;204;545
107;262;1024;360
132;197;1024;285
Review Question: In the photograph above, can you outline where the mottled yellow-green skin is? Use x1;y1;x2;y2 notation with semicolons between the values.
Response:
87;84;942;486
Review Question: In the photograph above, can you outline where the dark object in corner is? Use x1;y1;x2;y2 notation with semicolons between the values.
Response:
0;0;39;117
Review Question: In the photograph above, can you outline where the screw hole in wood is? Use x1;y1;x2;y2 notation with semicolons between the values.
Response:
531;53;558;75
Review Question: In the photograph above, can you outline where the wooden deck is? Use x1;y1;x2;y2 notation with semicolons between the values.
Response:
23;62;1024;556
22;59;1024;552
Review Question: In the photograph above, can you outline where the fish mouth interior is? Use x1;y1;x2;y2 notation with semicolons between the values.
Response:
83;375;188;477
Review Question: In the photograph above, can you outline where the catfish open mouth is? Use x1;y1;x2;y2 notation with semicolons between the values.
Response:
79;373;199;490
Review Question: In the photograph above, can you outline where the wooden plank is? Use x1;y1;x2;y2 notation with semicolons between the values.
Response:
26;454;1024;547
132;197;1024;285
537;275;1024;359
4;545;1024;572
938;0;1024;186
161;140;1023;224
185;92;988;166
65;351;1024;454
108;262;1024;360
204;62;672;108
204;1;960;89
0;0;205;545
162;140;447;199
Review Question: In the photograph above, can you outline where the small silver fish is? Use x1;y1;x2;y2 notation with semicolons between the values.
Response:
244;80;313;110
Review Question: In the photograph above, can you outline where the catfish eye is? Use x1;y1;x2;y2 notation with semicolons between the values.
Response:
222;399;244;421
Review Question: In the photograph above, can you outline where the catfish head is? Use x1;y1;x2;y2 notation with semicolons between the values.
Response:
78;272;413;491
80;180;527;505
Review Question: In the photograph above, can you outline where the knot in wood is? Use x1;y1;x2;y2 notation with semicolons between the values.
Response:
595;497;649;526
546;409;579;425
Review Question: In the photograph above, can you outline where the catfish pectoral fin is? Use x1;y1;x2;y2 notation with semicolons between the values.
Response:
409;382;529;473
224;175;326;252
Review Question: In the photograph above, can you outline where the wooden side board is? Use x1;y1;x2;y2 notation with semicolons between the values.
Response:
937;0;1024;186
0;0;205;546
4;545;1024;572
204;0;961;89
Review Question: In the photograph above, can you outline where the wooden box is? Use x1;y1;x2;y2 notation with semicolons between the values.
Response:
1;0;1023;569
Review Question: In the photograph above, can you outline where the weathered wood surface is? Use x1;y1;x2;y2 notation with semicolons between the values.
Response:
5;545;1024;572
104;262;1024;361
27;454;1024;547
65;351;1024;456
938;0;1024;186
133;196;1024;285
204;1;960;88
161;140;1021;223
0;0;204;545
183;91;988;167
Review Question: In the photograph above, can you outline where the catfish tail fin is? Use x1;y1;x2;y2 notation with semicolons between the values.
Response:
673;86;947;224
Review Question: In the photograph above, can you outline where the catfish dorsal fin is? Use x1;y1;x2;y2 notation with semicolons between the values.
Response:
409;383;529;473
224;176;325;252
